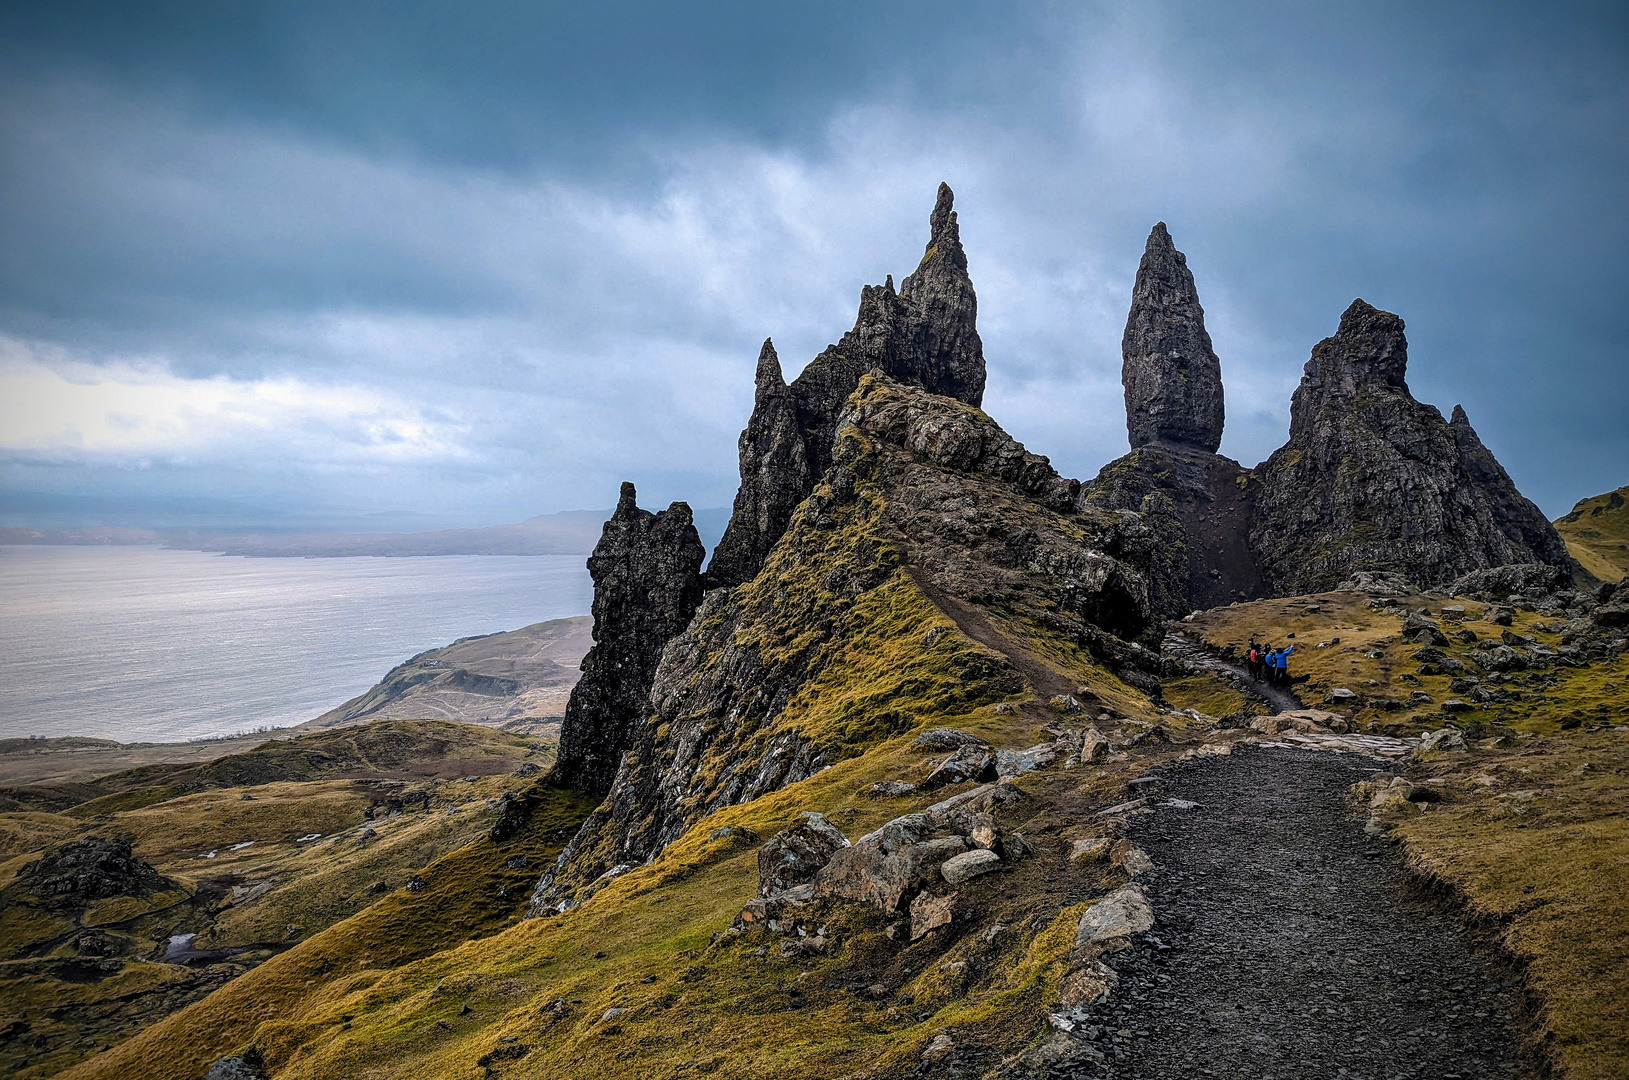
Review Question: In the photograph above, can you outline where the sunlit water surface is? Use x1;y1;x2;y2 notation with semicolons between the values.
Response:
0;545;591;741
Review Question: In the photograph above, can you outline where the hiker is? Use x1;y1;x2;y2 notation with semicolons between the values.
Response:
1247;643;1260;680
1275;643;1294;684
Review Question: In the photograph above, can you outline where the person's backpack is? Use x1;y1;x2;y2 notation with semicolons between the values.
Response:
1248;648;1257;663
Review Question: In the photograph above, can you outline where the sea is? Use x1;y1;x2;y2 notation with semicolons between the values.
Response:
0;545;593;743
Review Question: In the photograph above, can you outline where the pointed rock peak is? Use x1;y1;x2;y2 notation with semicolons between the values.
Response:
930;181;956;241
1120;221;1224;452
884;274;895;294
614;481;639;520
754;339;786;394
1317;299;1409;391
1450;404;1471;427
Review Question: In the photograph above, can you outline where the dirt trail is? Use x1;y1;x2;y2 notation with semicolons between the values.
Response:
1065;746;1528;1079
1163;630;1304;714
906;568;1078;711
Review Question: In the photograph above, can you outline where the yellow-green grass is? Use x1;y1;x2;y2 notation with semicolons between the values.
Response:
1389;729;1629;1079
1160;673;1257;720
1182;591;1624;733
1555;485;1629;582
63;719;1141;1080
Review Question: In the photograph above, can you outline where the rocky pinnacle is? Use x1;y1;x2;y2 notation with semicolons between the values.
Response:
704;340;813;589
551;482;706;795
1251;299;1569;592
708;182;987;587
1121;223;1225;453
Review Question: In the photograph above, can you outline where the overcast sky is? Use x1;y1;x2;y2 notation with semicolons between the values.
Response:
0;1;1624;528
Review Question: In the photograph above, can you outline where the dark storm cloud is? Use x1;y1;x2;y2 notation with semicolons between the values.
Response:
0;1;1623;524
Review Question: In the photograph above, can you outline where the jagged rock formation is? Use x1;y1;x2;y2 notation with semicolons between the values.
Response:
531;375;1158;912
703;340;813;587
17;836;167;907
1250;300;1569;593
1081;224;1259;616
1081;444;1262;617
549;483;706;795
707;182;985;586
1121;223;1225;453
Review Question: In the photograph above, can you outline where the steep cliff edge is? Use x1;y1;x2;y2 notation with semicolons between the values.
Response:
708;182;986;587
550;484;706;795
1250;299;1569;593
532;375;1159;911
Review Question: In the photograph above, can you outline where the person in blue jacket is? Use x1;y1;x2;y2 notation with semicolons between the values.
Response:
1275;644;1294;684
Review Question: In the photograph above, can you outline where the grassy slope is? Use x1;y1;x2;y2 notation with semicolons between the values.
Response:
61;499;1165;1079
0;722;548;1079
1394;731;1629;1079
1555;485;1629;583
1192;594;1628;1079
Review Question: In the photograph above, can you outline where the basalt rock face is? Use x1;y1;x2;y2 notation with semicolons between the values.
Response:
707;183;986;587
1121;223;1225;454
18;837;167;907
550;483;706;795
1081;225;1258;616
704;340;813;588
1080;443;1262;617
1250;300;1569;594
530;376;1158;913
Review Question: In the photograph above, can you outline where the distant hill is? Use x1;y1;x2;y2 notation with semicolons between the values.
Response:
0;506;732;557
305;615;592;732
1556;484;1629;582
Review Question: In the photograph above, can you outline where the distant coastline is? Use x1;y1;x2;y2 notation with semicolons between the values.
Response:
0;509;606;557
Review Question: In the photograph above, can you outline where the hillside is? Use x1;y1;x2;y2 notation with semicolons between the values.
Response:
305;616;592;735
1556;485;1629;582
8;185;1625;1080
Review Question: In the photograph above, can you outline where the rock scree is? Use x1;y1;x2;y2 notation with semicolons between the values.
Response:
1063;745;1526;1079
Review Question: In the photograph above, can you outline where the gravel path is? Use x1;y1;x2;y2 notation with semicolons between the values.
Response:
1066;746;1528;1079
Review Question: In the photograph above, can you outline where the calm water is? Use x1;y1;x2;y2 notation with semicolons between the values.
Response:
0;546;592;742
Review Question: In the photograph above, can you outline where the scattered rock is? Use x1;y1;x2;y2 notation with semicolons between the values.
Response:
1441;699;1473;713
913;727;986;749
910;891;959;941
203;1050;268;1080
996;743;1057;779
757;814;850;897
921;1033;957;1063
940;848;1001;885
1069;837;1112;863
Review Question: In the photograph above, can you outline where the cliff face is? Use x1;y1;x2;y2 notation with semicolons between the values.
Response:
531;375;1158;911
1250;300;1569;593
550;483;706;795
707;182;985;587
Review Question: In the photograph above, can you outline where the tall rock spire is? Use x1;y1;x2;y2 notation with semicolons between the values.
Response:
707;183;988;587
552;483;706;795
1121;223;1225;453
705;340;813;588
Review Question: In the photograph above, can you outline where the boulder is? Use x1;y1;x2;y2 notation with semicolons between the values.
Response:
203;1052;268;1080
756;814;850;897
996;743;1057;779
1075;884;1154;947
922;745;997;790
863;781;918;798
940;848;1002;885
1449;562;1571;601
814;831;967;914
910;891;958;941
1080;727;1111;762
1418;727;1467;753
